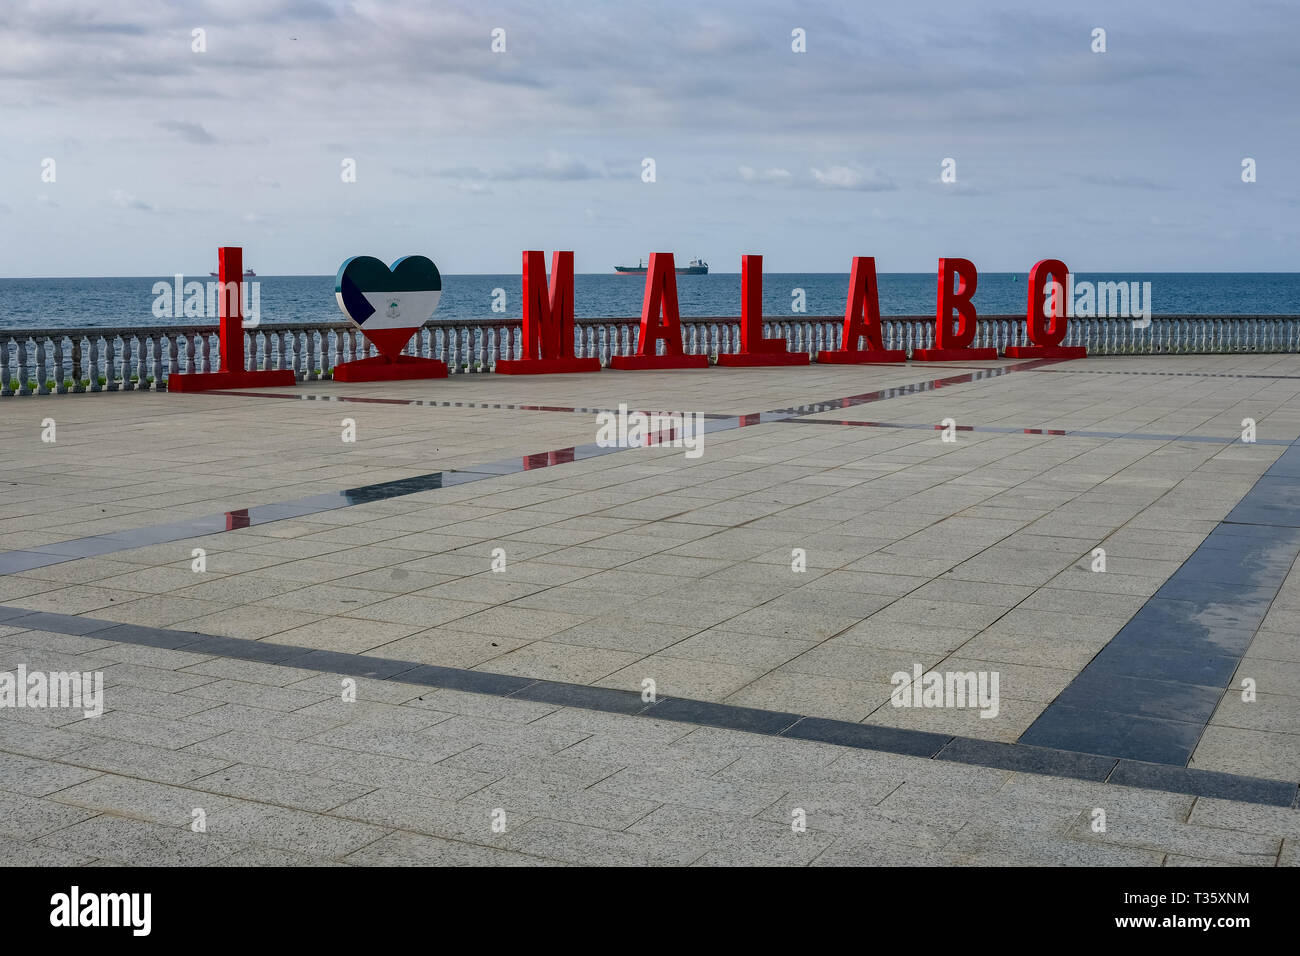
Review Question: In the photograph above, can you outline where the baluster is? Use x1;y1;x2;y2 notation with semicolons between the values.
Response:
122;335;137;391
32;338;47;394
140;334;153;391
134;335;148;391
104;335;119;391
0;335;11;396
144;334;156;390
85;335;99;390
51;335;66;394
163;334;176;389
130;335;143;390
70;336;85;392
297;331;310;380
18;338;32;395
136;334;148;389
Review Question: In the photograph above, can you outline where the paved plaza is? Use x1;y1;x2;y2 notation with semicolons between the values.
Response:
2;354;1300;865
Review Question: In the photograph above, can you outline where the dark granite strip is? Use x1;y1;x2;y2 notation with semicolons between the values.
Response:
3;601;1297;807
395;664;538;696
935;736;1117;781
1021;440;1300;765
274;649;420;679
1107;762;1297;808
6;611;121;635
178;636;304;664
507;681;652;715
781;717;954;757
91;623;208;650
643;698;802;735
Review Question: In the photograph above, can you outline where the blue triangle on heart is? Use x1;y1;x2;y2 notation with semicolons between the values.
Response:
335;255;442;325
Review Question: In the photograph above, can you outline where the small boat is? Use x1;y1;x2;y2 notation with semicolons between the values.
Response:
209;269;257;277
614;257;708;275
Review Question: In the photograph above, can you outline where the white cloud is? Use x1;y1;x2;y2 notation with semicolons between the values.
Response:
810;165;895;191
109;189;156;211
739;165;792;183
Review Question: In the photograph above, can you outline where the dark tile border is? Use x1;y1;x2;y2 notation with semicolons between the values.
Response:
1107;761;1297;808
782;717;954;757
1;602;1296;807
1021;436;1300;767
645;697;802;735
936;736;1118;782
508;680;650;715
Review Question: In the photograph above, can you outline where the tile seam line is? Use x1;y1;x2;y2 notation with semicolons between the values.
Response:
1034;368;1300;380
1;603;1296;808
200;389;737;419
775;418;1289;445
0;359;1058;574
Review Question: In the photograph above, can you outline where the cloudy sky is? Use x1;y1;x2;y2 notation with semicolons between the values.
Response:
2;0;1297;276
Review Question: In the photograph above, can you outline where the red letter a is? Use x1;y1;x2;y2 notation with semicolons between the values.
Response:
609;253;708;370
817;256;906;364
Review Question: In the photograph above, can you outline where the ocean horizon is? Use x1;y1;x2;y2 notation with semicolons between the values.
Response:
2;272;1298;331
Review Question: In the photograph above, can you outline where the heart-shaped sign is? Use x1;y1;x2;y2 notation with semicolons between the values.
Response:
335;255;442;361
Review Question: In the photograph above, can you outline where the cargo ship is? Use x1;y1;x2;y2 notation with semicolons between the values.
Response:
614;257;708;275
210;269;256;277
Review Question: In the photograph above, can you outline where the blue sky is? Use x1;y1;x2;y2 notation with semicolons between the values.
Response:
1;0;1297;276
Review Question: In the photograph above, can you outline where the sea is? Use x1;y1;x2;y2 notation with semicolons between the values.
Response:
0;273;1297;331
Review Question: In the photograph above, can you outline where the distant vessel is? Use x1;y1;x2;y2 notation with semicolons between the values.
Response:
615;257;708;275
210;269;256;277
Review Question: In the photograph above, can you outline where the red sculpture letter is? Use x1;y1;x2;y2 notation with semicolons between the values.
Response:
609;253;708;370
717;255;809;366
496;250;600;374
1005;259;1086;359
817;256;905;364
167;246;296;392
913;257;997;361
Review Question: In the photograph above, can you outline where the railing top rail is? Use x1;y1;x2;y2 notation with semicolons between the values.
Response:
3;314;1299;339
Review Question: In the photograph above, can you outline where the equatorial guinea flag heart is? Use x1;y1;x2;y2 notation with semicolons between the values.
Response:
335;255;442;361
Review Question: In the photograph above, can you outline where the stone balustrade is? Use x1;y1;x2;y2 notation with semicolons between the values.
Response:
2;315;1299;396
